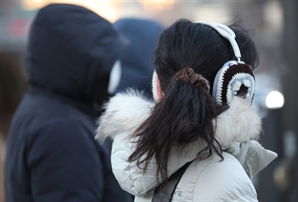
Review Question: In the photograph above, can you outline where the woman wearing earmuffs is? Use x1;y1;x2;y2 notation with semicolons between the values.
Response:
96;19;278;202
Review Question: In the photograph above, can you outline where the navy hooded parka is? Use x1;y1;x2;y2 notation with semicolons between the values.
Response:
113;18;164;98
5;4;132;202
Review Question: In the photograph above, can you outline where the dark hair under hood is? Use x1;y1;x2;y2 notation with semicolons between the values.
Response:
26;4;129;108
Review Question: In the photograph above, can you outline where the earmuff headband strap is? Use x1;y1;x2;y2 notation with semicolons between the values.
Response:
195;21;242;62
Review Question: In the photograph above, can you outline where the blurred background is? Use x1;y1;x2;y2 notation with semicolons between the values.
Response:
0;0;297;201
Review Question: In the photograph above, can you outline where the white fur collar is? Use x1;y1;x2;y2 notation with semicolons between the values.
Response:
96;90;154;141
213;96;261;148
96;89;261;147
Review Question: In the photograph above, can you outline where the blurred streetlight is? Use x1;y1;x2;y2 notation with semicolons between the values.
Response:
138;0;176;11
21;0;122;22
266;91;285;109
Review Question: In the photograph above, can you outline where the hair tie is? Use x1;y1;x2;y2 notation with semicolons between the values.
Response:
174;67;210;91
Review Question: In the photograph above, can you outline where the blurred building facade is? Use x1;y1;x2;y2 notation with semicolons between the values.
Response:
0;1;297;202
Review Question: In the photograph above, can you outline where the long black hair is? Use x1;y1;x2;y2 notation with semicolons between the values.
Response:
129;19;259;185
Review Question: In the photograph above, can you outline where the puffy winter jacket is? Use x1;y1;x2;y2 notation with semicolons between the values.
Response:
96;90;278;202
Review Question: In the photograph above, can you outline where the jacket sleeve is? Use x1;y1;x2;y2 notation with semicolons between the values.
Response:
27;119;104;202
111;131;201;197
111;131;155;196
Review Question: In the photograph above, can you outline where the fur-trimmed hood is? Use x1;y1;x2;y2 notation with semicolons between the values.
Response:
97;89;261;147
96;89;277;196
96;90;154;141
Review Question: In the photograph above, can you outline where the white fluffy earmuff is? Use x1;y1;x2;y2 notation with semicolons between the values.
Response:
152;70;163;103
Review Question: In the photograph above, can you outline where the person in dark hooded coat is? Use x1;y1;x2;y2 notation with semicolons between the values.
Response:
4;4;133;202
113;18;164;97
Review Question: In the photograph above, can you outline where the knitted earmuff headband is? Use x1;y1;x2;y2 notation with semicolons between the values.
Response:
152;21;255;105
196;21;255;105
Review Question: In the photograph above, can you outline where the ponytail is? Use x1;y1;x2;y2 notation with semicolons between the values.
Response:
129;68;226;185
